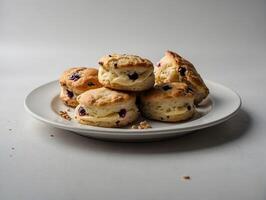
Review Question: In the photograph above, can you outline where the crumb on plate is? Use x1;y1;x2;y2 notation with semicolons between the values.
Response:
181;176;191;181
131;120;152;129
59;111;71;121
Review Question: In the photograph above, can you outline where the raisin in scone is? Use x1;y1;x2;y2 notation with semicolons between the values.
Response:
155;51;209;104
75;87;139;128
98;54;155;91
59;67;102;107
140;82;195;122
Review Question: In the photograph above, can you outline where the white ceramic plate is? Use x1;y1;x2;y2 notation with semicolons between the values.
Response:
25;80;241;141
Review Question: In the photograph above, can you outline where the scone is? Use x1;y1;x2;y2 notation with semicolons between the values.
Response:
75;87;139;128
140;82;195;122
59;67;102;107
155;51;209;104
98;54;155;91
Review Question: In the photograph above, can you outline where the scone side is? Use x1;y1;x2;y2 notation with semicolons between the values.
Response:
98;54;155;91
140;82;196;122
98;65;155;91
74;87;139;128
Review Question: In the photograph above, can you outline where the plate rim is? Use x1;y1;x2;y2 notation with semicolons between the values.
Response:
24;80;242;135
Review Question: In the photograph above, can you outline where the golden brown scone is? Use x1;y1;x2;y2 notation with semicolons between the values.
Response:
59;67;102;107
155;51;209;104
140;82;195;122
75;87;139;128
98;54;155;91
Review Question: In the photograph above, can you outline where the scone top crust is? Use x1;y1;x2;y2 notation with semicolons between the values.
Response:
59;67;102;94
98;54;153;70
141;82;194;102
157;51;204;86
156;50;209;103
77;87;136;107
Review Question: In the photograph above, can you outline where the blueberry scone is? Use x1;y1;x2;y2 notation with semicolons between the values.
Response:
59;67;102;107
75;87;139;127
98;54;155;91
140;82;195;122
155;51;209;104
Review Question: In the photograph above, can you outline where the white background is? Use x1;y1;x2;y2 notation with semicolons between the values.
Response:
0;0;266;199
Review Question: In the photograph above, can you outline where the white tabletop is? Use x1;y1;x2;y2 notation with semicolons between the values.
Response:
1;0;266;199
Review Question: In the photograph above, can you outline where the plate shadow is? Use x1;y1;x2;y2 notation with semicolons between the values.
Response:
37;108;252;154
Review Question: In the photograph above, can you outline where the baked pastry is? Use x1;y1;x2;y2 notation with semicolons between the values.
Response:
140;82;195;122
98;54;155;91
59;67;101;107
155;51;209;104
75;87;139;127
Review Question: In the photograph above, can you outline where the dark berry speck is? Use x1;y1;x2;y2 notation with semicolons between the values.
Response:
187;87;193;93
128;72;139;80
187;105;191;111
118;109;126;118
88;82;95;86
78;107;86;116
66;90;74;98
178;67;186;76
69;73;80;81
162;85;172;91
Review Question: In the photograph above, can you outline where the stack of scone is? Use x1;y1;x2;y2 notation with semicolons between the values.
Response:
59;51;209;128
